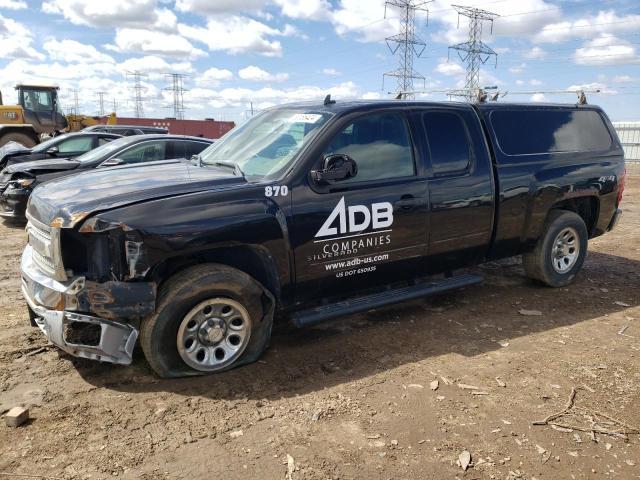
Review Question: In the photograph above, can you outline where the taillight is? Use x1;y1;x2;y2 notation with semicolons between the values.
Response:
617;168;626;205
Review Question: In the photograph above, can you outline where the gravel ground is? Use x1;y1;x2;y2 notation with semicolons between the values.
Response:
0;173;639;480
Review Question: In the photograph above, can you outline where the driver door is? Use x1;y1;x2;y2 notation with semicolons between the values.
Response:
289;111;428;304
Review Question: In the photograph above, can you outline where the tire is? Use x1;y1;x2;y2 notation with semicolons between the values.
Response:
140;264;274;378
523;210;588;287
0;132;37;148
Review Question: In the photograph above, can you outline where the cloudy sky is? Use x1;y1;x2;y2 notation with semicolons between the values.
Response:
1;0;639;122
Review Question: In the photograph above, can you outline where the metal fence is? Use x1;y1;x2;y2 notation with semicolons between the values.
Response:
613;122;640;165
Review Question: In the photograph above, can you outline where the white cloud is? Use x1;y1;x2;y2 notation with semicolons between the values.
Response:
613;75;634;83
534;10;640;44
322;68;341;76
44;39;115;64
530;79;543;86
179;16;289;56
435;61;464;76
42;0;177;31
530;93;547;102
0;0;26;9
524;47;546;60
274;0;330;20
110;28;206;58
331;0;398;43
509;63;526;74
175;0;267;15
196;67;234;87
0;14;43;60
573;35;638;66
362;91;382;100
516;79;525;86
117;56;193;81
239;65;289;83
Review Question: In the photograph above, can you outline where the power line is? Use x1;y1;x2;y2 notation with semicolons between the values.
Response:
382;0;432;99
448;4;500;101
71;88;80;115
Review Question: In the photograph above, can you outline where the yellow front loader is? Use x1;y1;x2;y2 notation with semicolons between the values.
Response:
0;85;68;147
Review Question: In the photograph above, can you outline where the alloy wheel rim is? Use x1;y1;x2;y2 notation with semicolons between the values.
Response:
551;227;580;274
177;298;251;371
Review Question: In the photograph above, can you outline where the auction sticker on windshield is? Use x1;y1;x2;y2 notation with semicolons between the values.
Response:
287;113;323;123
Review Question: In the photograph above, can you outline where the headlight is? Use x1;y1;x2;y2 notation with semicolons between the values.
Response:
9;178;35;189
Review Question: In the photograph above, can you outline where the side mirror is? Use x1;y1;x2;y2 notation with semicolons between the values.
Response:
102;158;124;167
311;154;358;184
46;146;59;155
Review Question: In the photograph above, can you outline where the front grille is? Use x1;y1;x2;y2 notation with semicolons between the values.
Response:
27;218;66;281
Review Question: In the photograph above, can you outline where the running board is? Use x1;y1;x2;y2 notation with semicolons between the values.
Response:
291;273;483;328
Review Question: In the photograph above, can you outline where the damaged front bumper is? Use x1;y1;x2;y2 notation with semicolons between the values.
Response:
20;245;149;365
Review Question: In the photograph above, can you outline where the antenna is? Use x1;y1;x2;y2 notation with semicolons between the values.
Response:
127;70;148;118
448;4;500;101
164;73;188;120
383;0;432;100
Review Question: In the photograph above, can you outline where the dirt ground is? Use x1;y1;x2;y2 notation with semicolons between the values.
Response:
0;172;639;480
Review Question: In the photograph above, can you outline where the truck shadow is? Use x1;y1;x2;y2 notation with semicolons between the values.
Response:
75;251;639;400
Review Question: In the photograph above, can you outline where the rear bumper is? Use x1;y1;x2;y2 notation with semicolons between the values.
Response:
607;208;622;231
21;245;138;365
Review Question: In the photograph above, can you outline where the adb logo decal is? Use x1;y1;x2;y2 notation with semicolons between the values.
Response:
315;197;393;238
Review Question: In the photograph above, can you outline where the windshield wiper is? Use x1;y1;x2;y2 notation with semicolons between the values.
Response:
213;161;245;177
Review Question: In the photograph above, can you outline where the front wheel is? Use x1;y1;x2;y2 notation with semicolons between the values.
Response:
140;264;273;378
523;210;588;287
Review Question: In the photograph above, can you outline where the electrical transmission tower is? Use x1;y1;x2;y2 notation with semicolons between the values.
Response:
96;91;107;115
127;71;147;118
448;4;499;101
164;73;188;120
72;89;80;115
382;0;432;99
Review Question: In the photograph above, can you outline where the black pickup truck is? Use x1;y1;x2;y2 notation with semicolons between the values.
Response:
20;100;625;377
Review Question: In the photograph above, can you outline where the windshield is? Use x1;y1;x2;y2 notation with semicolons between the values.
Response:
76;136;132;163
199;108;333;178
32;134;70;153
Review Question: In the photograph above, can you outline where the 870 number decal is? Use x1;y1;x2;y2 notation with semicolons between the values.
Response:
265;185;288;197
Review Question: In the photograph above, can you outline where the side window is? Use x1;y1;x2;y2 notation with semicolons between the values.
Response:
57;136;94;153
423;111;471;175
24;90;53;112
323;112;415;183
116;141;168;164
98;136;117;146
185;141;209;158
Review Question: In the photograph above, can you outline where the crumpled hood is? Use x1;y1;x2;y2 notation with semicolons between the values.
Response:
27;159;245;227
0;142;34;169
4;157;79;175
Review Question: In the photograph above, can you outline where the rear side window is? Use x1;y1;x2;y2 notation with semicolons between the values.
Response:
423;111;471;175
490;109;612;156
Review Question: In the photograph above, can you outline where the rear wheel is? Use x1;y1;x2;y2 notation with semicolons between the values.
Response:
523;210;588;287
140;264;273;378
0;132;37;148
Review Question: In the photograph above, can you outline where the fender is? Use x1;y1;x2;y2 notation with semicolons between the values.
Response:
77;184;293;303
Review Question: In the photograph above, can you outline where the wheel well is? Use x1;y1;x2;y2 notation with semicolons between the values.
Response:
550;196;599;237
150;246;281;301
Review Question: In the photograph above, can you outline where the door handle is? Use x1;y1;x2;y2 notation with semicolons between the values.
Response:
394;195;417;210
